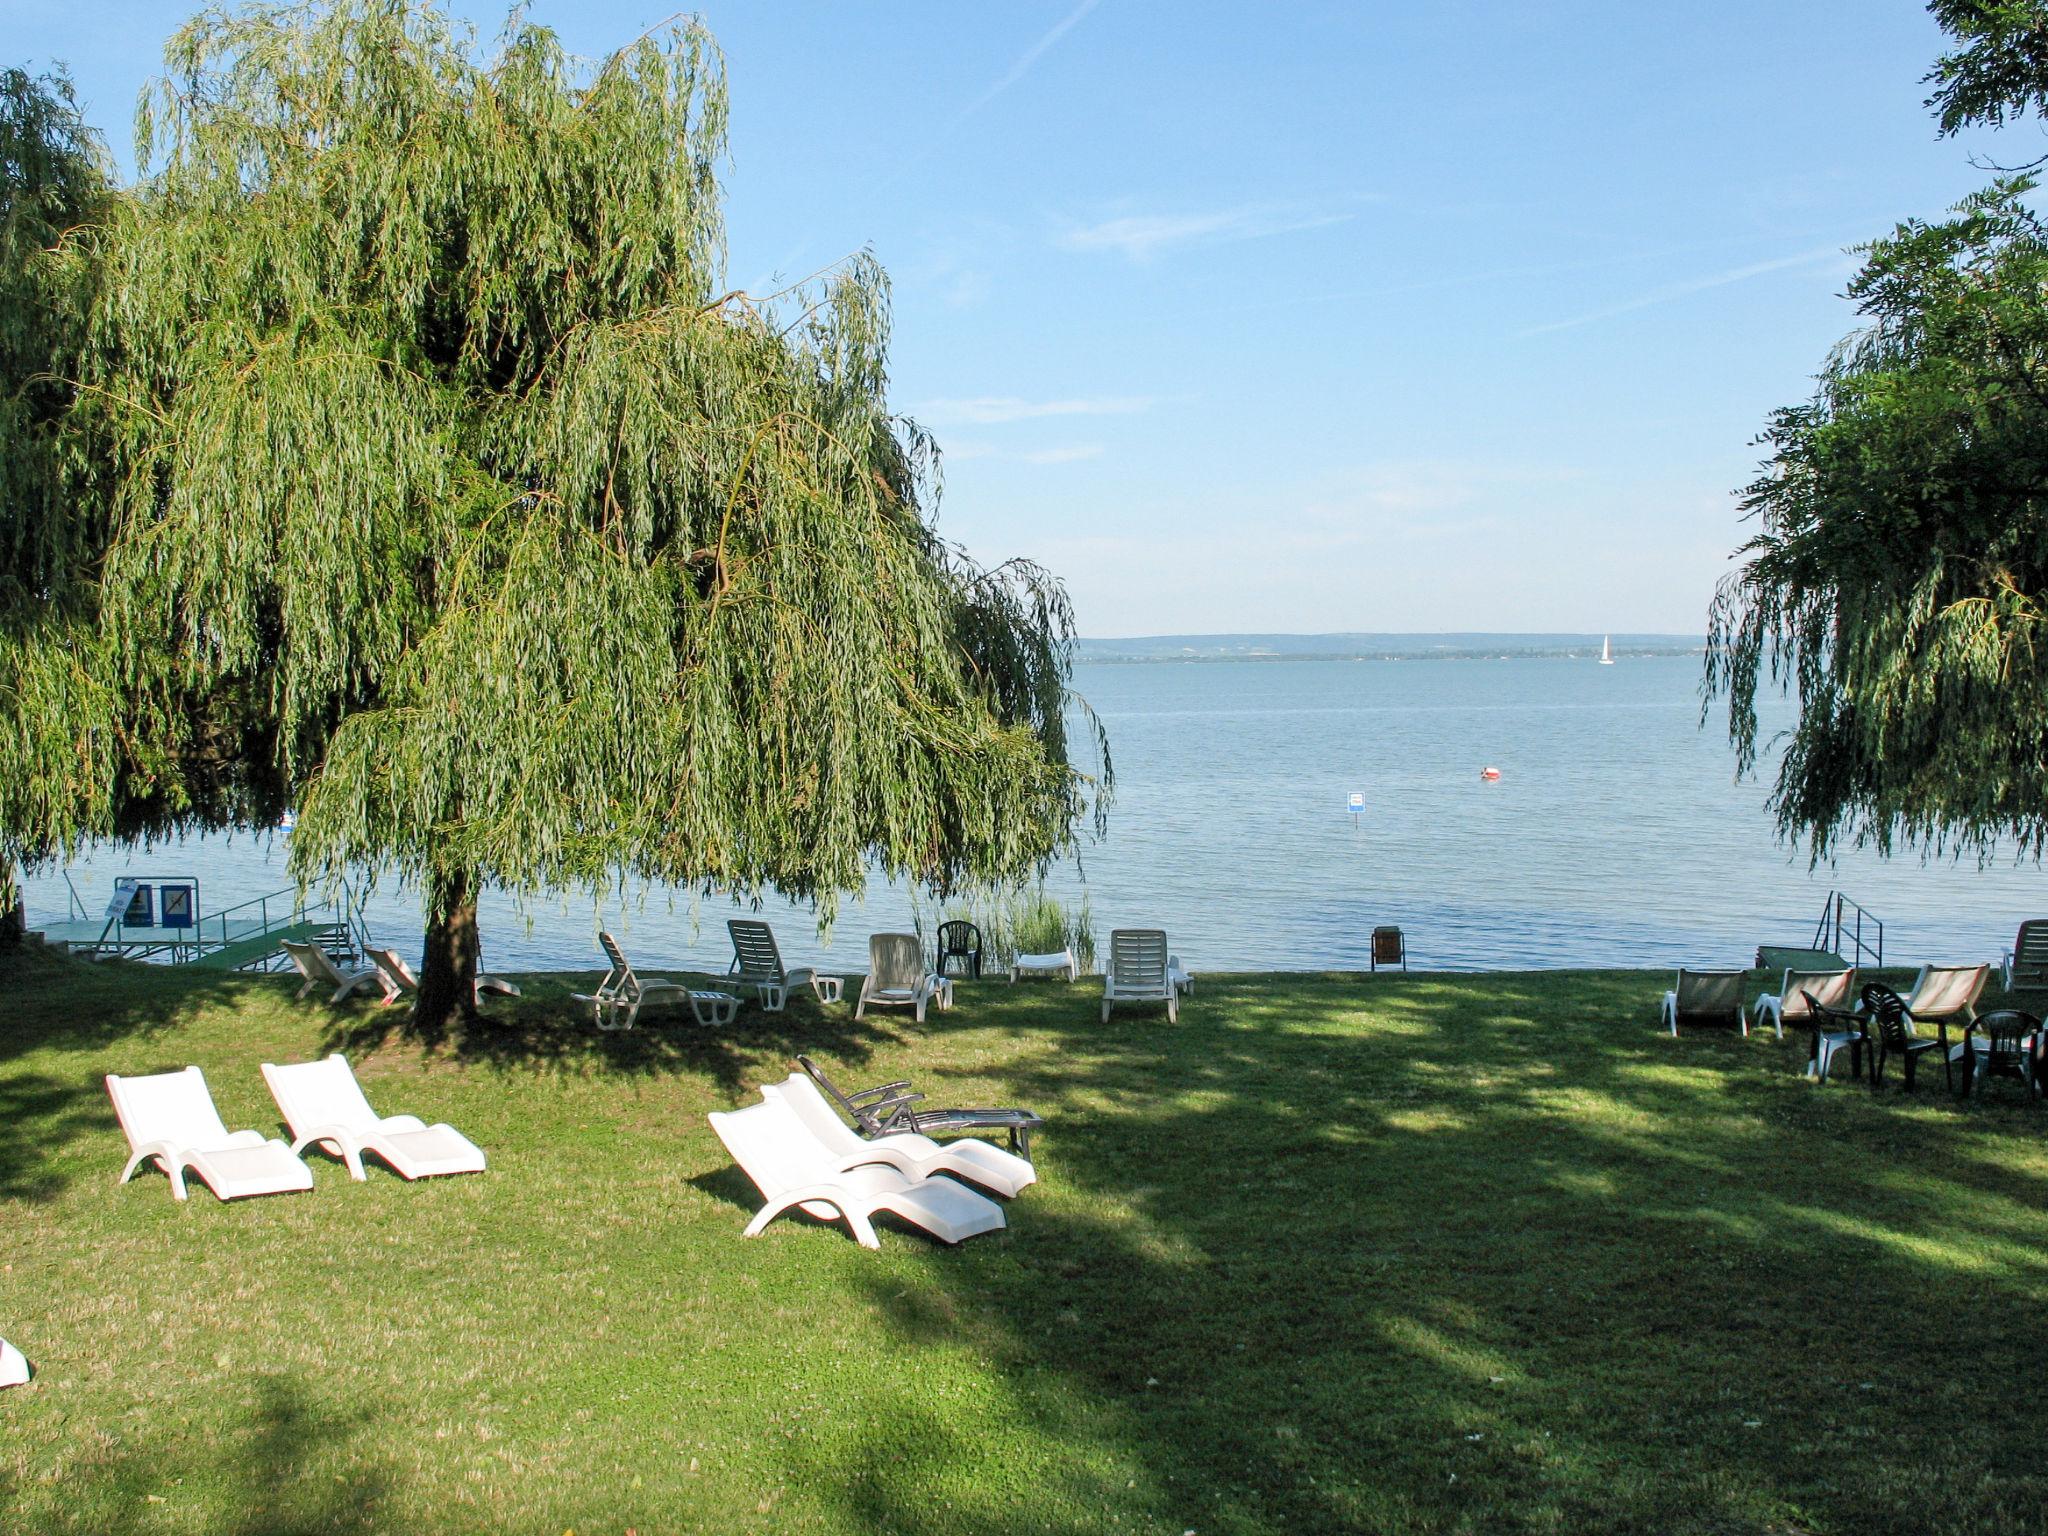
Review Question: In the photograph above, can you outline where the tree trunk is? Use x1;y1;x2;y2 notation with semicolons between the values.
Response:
0;867;23;948
415;866;480;1031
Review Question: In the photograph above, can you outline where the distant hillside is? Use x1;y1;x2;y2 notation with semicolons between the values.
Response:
1074;632;1705;663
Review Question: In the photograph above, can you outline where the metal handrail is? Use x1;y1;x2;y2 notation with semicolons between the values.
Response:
1812;891;1884;967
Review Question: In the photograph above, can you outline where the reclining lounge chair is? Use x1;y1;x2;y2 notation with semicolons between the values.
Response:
1102;928;1180;1023
727;919;843;1012
106;1066;314;1202
762;1072;1036;1198
573;932;689;1030
1753;966;1856;1040
280;939;382;1004
1660;969;1750;1036
708;1096;1005;1249
856;932;950;1023
262;1054;486;1181
797;1054;1043;1158
364;945;521;1010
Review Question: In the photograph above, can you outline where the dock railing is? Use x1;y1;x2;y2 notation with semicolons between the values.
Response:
1812;891;1884;968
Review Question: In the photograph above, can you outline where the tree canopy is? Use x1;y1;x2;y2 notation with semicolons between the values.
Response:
1707;181;2048;860
0;1;1105;1013
1925;1;2048;161
1709;3;2048;863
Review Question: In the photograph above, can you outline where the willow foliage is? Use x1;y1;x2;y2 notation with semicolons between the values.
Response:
3;2;1105;978
1706;181;2048;861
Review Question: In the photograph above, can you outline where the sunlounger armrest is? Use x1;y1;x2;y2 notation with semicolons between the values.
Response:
846;1080;913;1106
867;1092;925;1133
119;1138;183;1183
288;1122;356;1156
743;1182;853;1237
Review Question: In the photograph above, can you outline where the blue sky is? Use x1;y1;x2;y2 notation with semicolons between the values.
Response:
11;1;2037;635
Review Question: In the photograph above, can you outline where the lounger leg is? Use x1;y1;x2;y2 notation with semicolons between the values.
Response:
843;1210;881;1250
166;1159;189;1202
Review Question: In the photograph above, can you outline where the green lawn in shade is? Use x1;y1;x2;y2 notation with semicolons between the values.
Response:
2;942;2044;1535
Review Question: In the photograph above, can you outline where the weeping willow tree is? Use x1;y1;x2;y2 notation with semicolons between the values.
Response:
3;0;1104;1023
0;67;114;943
1708;6;2048;865
1705;180;2048;861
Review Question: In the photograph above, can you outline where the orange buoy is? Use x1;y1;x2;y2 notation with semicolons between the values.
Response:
1479;766;1502;781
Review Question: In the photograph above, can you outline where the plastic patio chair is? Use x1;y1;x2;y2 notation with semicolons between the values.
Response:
935;920;983;981
1954;1009;2043;1100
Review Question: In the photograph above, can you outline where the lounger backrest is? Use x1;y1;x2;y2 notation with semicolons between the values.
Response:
365;947;418;991
1907;964;1989;1017
106;1066;232;1152
1674;969;1747;1018
262;1054;380;1137
708;1098;831;1200
1110;929;1169;988
763;1074;865;1158
2012;921;2048;987
1371;927;1404;964
279;940;319;979
299;942;353;986
728;920;786;983
869;933;926;992
1778;968;1854;1019
795;1054;885;1134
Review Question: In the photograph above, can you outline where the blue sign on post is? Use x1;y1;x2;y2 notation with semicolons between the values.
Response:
1346;792;1365;815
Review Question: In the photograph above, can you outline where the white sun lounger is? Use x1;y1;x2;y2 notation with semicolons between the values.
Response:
572;931;689;1029
1753;966;1856;1040
261;1054;486;1182
708;1096;1005;1249
280;939;383;1004
855;932;951;1023
1660;969;1749;1035
727;919;843;1011
1899;963;1989;1027
760;1072;1036;1198
364;945;521;1009
0;1337;26;1389
1102;928;1179;1023
106;1066;314;1202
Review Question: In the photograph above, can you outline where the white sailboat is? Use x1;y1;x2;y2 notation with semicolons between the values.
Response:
1599;635;1614;666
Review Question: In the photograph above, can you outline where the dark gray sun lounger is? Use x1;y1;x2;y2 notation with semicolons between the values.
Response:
796;1055;1043;1159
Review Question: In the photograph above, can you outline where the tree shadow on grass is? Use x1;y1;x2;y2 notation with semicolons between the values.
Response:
317;969;909;1098
0;944;258;1065
775;970;2048;1536
0;1071;105;1201
0;1372;393;1536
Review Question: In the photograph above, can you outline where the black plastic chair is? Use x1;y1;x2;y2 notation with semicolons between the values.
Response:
935;920;983;981
1800;992;1869;1083
1956;1009;2042;1100
1859;982;1946;1093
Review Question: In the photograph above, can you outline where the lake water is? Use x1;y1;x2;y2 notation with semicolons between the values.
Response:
20;654;2045;976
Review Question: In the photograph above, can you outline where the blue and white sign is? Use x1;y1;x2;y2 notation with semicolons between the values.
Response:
1346;791;1365;815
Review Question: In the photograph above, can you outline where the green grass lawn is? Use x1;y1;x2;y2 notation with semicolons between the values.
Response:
2;943;2045;1535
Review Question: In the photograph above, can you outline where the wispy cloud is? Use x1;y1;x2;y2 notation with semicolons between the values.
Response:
943;440;1106;465
1516;245;1845;338
1058;202;1356;261
950;0;1103;128
915;395;1153;425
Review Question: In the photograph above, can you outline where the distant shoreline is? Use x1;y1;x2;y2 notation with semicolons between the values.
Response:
1076;635;1706;665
